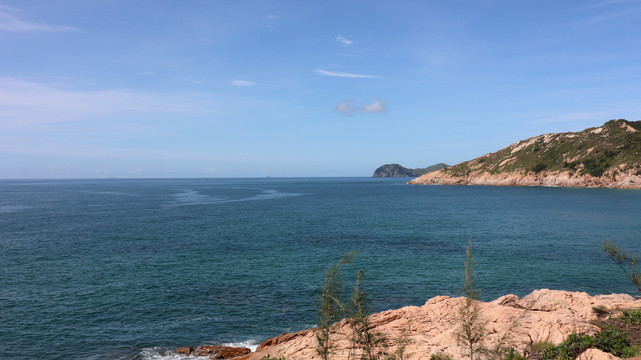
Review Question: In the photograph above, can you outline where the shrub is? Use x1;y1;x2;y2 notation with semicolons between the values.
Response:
540;329;638;360
349;270;387;360
592;305;608;316
457;240;486;360
541;333;595;360
386;327;410;360
621;309;641;325
501;347;526;360
316;251;356;360
429;354;452;360
594;328;639;358
602;241;641;293
531;340;555;354
531;162;547;173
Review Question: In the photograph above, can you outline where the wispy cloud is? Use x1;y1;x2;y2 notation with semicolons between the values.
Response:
230;80;256;86
584;0;641;8
0;4;79;32
335;35;353;47
584;8;641;23
0;77;208;129
315;69;381;79
579;0;641;23
336;99;387;116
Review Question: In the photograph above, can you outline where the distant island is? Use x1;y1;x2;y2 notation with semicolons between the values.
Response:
373;163;449;177
410;119;641;188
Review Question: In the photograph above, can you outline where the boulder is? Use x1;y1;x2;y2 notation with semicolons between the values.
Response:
249;289;641;360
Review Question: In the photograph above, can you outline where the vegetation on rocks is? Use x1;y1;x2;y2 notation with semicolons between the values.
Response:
457;240;486;360
317;251;356;360
349;270;387;360
410;119;641;187
603;241;641;294
539;328;639;360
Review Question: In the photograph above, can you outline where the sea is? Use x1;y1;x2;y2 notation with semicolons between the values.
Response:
2;177;641;360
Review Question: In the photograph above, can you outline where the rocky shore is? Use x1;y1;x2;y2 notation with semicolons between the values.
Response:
407;169;641;188
408;120;641;189
178;289;641;360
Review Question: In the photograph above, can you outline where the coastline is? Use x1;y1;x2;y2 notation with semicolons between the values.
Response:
178;289;641;360
408;169;641;189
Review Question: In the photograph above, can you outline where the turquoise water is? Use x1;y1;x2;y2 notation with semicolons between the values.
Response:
2;178;641;360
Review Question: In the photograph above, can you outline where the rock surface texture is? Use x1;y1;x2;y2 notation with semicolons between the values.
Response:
175;345;251;359
409;119;641;189
248;289;641;360
408;169;641;188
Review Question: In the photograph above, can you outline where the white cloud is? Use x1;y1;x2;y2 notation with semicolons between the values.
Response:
335;35;353;47
230;80;256;86
336;99;387;116
336;99;354;115
0;4;79;32
315;69;381;79
363;100;386;113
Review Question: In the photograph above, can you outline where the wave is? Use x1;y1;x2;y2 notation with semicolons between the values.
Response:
134;340;260;360
165;188;310;207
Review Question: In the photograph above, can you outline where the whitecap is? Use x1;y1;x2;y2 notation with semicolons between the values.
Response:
222;340;260;352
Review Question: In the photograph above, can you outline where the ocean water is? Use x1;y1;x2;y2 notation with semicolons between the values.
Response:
2;177;641;360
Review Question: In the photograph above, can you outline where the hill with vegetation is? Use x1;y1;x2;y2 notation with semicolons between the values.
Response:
409;119;641;188
373;163;449;177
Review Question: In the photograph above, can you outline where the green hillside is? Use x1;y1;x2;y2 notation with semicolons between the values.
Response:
442;119;641;178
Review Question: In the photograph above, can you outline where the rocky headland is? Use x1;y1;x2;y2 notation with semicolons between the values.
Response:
179;289;641;360
409;119;641;188
373;163;449;178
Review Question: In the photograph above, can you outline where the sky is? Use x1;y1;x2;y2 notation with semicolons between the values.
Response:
1;0;641;178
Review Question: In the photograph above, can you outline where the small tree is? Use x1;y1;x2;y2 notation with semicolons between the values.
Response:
386;325;411;360
317;251;356;360
349;270;386;360
457;239;486;360
603;241;641;293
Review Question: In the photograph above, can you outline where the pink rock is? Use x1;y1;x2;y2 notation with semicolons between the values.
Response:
249;289;641;360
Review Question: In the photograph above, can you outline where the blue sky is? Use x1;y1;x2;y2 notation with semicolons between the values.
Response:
1;0;641;178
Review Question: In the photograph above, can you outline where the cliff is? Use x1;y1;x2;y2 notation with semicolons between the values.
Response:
409;119;641;188
248;289;641;360
373;163;449;177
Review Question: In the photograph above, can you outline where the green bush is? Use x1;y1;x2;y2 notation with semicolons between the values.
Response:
621;309;641;325
541;329;639;360
592;305;608;316
541;333;595;360
531;341;555;354
501;347;526;360
429;354;452;360
594;328;639;358
531;162;547;173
